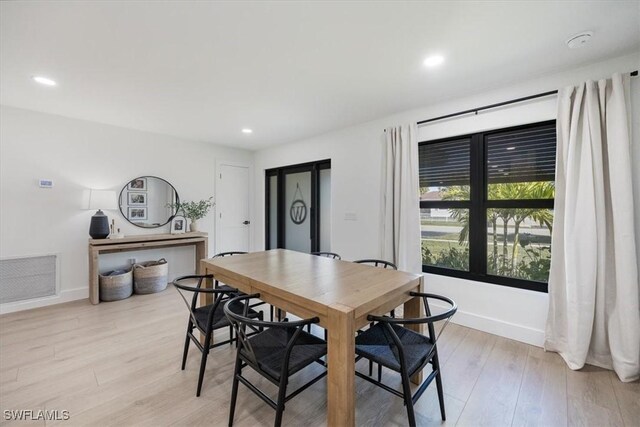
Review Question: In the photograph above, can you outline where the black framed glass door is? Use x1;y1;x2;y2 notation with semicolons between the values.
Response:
265;160;331;252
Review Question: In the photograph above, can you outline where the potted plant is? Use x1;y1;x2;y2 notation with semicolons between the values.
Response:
168;197;214;232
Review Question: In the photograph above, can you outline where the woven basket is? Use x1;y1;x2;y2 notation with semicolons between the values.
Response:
133;258;168;294
99;269;133;301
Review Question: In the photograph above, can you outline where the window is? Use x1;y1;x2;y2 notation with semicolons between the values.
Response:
419;121;555;292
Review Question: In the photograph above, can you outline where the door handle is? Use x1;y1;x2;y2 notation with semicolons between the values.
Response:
242;220;250;225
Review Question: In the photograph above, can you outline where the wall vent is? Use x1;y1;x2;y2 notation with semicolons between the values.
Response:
0;255;58;304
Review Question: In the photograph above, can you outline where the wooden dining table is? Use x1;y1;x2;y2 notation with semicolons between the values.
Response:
200;249;423;427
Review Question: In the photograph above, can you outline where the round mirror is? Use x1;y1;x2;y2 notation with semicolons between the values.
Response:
118;176;179;228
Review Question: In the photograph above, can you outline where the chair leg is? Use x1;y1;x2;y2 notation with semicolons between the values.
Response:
377;364;382;382
196;329;212;397
228;355;242;426
432;353;446;420
274;377;288;427
181;322;192;370
400;371;416;427
270;305;274;322
369;360;373;377
232;325;240;348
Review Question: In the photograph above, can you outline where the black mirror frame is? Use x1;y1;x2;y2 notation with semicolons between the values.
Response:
118;175;180;229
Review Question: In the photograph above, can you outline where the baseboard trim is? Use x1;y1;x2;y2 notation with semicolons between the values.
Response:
0;287;88;315
431;302;545;347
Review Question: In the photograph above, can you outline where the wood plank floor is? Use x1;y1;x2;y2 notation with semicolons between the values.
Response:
1;286;637;426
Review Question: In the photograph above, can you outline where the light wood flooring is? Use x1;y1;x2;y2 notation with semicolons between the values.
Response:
1;286;638;426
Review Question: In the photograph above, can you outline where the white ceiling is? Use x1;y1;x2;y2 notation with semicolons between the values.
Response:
1;1;639;150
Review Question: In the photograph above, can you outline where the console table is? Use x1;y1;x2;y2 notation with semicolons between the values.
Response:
88;232;208;304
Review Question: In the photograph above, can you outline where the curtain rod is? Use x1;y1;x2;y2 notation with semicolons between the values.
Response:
416;69;638;126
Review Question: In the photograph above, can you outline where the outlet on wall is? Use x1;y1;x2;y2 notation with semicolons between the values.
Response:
129;258;137;265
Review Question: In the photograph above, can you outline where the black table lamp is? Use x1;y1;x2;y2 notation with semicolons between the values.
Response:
88;189;117;239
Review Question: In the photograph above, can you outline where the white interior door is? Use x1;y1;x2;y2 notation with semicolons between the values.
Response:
216;163;250;254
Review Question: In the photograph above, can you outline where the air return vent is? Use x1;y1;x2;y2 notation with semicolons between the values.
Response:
0;255;57;304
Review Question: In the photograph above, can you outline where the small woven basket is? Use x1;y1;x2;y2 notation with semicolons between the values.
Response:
133;258;169;294
99;269;133;301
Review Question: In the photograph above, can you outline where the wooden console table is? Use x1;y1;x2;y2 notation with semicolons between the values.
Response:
88;232;208;304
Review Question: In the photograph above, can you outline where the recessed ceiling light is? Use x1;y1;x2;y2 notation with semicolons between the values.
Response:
241;128;253;134
423;55;445;68
506;147;516;150
32;76;57;86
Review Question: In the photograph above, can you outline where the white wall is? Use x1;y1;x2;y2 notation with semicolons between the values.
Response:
252;52;640;346
0;106;253;313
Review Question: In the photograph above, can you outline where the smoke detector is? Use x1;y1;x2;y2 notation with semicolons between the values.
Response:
566;31;594;49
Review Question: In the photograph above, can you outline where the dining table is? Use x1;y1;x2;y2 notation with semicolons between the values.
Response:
200;249;423;427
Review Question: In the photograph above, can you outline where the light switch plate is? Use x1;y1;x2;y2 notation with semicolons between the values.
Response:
39;179;54;188
344;212;358;221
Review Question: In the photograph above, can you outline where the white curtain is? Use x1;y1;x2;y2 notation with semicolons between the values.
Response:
381;124;422;273
545;73;640;382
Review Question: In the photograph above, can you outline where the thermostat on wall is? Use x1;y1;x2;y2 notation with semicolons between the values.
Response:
39;179;54;188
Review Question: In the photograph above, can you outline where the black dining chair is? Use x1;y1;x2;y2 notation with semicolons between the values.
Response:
353;258;399;378
307;251;342;335
353;259;397;319
354;292;457;427
173;275;262;396
211;252;248;292
353;258;397;269
212;251;276;321
310;251;342;260
224;294;328;427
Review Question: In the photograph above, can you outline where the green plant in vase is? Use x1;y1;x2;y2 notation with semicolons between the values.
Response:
167;197;214;232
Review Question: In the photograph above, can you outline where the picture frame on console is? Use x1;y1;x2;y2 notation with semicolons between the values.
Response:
170;215;186;234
